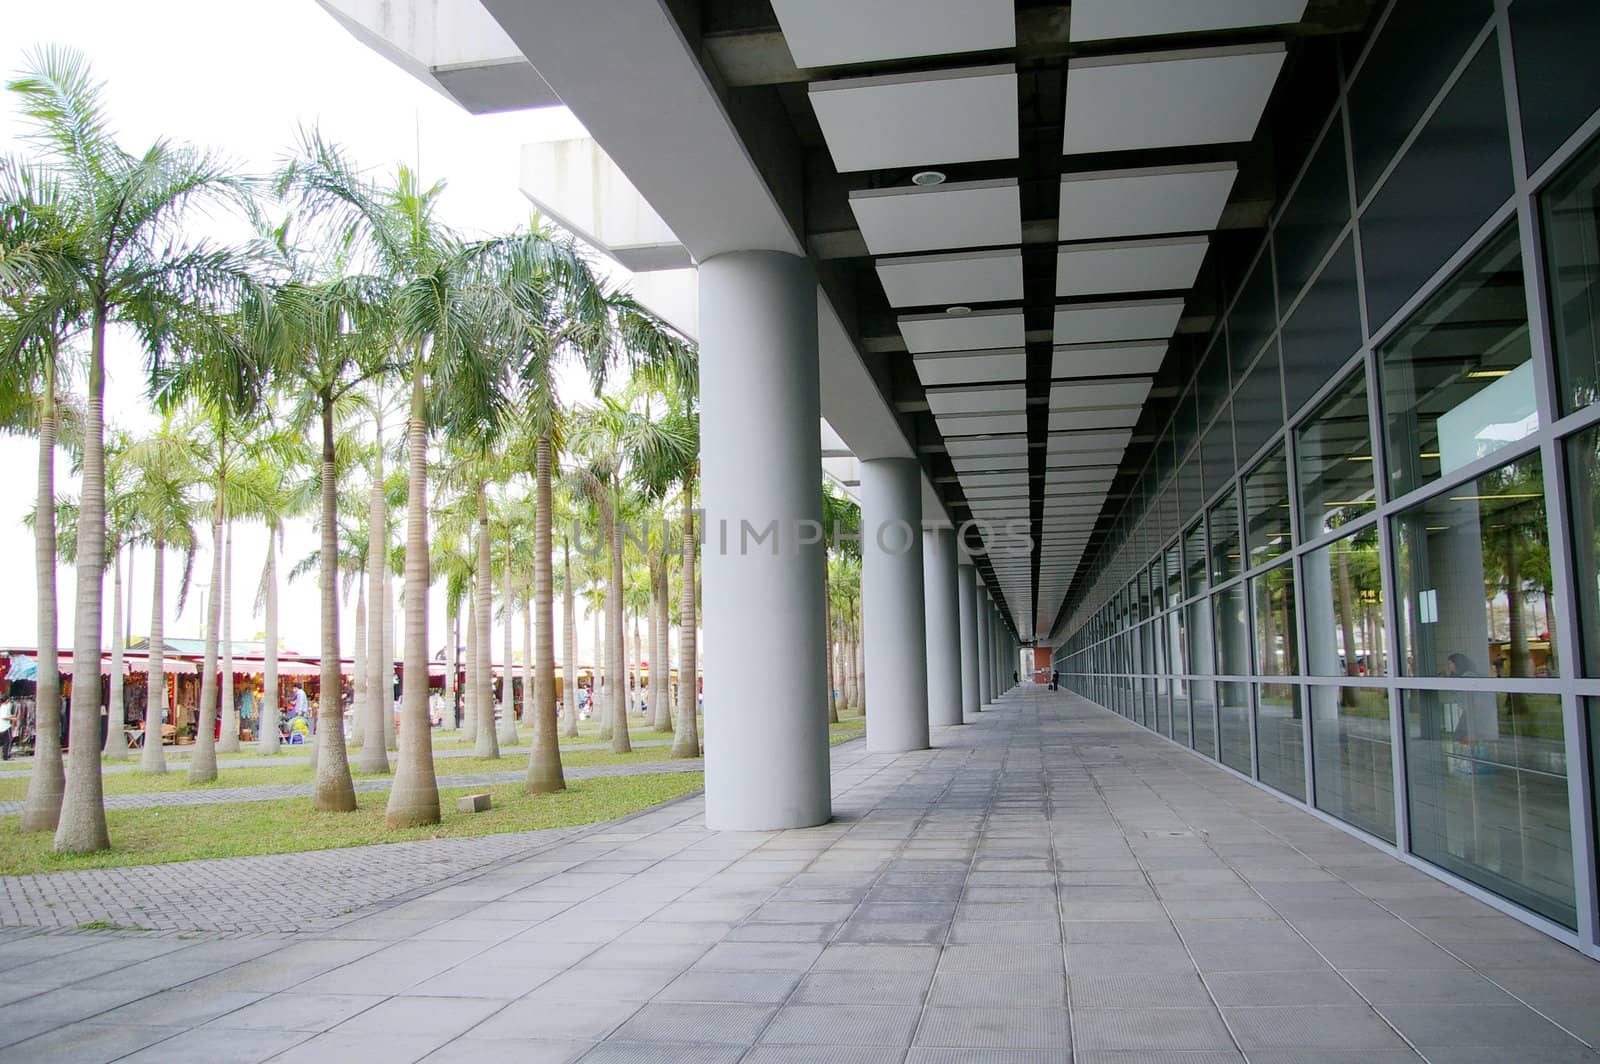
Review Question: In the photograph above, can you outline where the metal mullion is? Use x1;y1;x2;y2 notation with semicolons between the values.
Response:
1379;433;1548;519
1366;197;1520;347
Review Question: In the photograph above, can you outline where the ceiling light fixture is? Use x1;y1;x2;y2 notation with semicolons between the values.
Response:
1466;369;1512;379
911;170;946;186
946;305;973;316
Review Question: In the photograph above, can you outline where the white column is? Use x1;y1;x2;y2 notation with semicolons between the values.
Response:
958;562;980;719
923;527;963;729
700;250;830;831
861;457;929;753
976;584;991;709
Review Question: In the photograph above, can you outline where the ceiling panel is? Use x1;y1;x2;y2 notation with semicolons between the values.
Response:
811;65;1018;171
953;455;1032;473
926;383;1026;416
1048;429;1132;453
1057;163;1237;242
878;248;1024;307
771;0;1017;66
935;412;1029;436
945;434;1029;457
902;308;1027;353
1052;340;1169;379
1062;45;1286;155
1045;405;1146;431
1053;298;1184;344
1055;235;1210;297
956;469;1030;487
852;179;1021;255
915;348;1028;386
1070;0;1309;42
1050;378;1154;410
962;483;1030;499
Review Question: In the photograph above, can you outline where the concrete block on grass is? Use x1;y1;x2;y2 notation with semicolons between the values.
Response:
456;793;492;813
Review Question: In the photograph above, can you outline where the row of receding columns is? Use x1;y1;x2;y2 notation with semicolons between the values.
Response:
699;250;1019;832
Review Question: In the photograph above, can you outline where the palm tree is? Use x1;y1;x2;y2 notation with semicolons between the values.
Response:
0;150;87;828
9;48;251;853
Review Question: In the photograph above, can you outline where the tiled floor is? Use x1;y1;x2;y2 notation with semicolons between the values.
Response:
3;687;1599;1062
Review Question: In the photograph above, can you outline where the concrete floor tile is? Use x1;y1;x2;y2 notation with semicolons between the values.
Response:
609;1001;774;1044
761;1004;922;1046
1073;1007;1236;1051
913;1006;1072;1050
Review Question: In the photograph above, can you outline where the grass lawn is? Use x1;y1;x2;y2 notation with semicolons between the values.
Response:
0;771;705;875
829;717;865;745
0;745;684;801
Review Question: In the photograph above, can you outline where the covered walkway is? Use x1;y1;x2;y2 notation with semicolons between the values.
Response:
3;689;1599;1062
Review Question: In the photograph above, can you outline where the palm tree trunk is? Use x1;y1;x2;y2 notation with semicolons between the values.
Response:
608;509;631;753
498;531;518;747
386;367;440;827
55;323;110;852
22;360;63;831
474;481;500;759
140;538;169;774
654;553;672;733
351;574;366;750
361;403;389;773
561;537;579;739
527;435;566;791
1336;546;1359;707
451;603;462;730
645;560;658;727
854;605;865;715
520;597;533;742
104;549;129;757
188;496;225;783
464;596;478;742
314;397;357;811
595;601;609;741
383;563;397;751
219;524;240;752
672;481;699;758
826;598;839;725
259;533;281;754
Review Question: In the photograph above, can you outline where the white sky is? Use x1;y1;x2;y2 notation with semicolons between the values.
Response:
0;0;628;665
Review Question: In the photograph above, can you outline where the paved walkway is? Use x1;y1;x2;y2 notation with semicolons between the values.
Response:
0;759;703;814
2;689;1598;1062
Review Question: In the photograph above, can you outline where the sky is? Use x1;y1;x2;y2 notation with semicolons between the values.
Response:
0;0;626;664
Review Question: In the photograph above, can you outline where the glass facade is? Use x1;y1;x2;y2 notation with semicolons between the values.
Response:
1053;4;1600;949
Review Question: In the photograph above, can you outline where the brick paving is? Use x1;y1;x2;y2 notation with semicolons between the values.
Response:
0;689;1597;1063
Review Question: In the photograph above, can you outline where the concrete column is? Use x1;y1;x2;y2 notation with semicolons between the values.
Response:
700;250;830;831
861;458;929;753
976;586;991;709
923;527;963;729
958;563;980;719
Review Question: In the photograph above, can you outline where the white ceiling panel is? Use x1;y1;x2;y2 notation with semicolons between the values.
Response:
811;65;1018;172
878;249;1023;307
1049;465;1119;485
1052;340;1168;379
1053;298;1184;344
953;455;1031;473
1050;378;1154;410
1070;0;1309;42
1062;44;1286;155
963;483;1029;499
1057;163;1237;242
772;0;1017;67
1048;405;1143;431
914;348;1028;387
1048;429;1132;453
945;435;1029;457
936;412;1029;436
957;469;1030;487
926;383;1026;416
852;179;1021;255
902;308;1026;353
1055;235;1209;297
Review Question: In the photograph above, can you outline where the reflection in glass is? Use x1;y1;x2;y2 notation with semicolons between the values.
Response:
1243;445;1293;568
1379;226;1532;497
1213;584;1250;676
1392;452;1557;679
1256;682;1306;799
1170;610;1190;747
1296;370;1377;540
1304;529;1387;678
1539;134;1600;415
1150;559;1165;612
1192;679;1218;758
1165;544;1183;606
1209;488;1242;584
1402;690;1574;928
1184;520;1208;600
1310;685;1396;841
1252;562;1299;677
1219;681;1252;775
1567;426;1600;674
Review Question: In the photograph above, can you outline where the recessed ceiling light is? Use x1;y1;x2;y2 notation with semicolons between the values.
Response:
946;305;972;316
911;170;946;186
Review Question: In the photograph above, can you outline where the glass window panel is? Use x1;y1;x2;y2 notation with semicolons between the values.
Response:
1511;0;1600;172
1178;453;1204;522
1360;42;1514;330
1540;134;1600;416
1402;690;1575;928
1149;560;1165;613
1296;369;1377;540
1209;488;1243;584
1214;584;1251;676
1392;451;1558;679
1243;445;1293;569
1228;254;1278;382
1156;673;1172;738
1171;612;1191;747
1218;681;1253;775
1256;682;1307;800
1282;237;1363;416
1165;544;1183;606
1234;345;1286;464
1277;124;1352;305
1186;600;1214;677
1183;520;1208;599
1379;226;1533;498
1252;562;1299;677
1197;343;1229;427
1192;679;1218;758
1568;425;1600;675
1310;685;1397;842
1304;528;1388;678
1203;404;1237;495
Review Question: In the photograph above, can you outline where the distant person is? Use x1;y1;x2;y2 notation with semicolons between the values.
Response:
291;684;310;718
1444;653;1480;679
0;698;13;760
1050;669;1059;691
